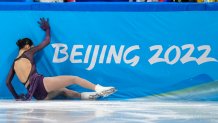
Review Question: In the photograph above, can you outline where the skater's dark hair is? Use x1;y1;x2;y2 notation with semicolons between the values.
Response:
16;38;33;49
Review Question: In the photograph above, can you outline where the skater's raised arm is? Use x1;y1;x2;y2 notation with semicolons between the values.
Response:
30;18;50;54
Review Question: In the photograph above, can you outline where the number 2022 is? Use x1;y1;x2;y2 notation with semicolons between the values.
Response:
148;44;218;65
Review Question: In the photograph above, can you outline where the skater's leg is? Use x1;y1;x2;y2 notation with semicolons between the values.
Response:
43;76;96;93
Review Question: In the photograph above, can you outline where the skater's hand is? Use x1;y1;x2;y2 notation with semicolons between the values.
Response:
16;94;27;101
38;18;50;31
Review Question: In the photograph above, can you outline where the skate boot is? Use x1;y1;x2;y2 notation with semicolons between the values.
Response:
95;84;116;97
81;92;100;100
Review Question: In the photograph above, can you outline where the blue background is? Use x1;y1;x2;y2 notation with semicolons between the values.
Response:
0;3;218;101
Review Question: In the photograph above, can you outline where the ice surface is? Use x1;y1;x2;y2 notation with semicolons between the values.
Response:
0;100;218;123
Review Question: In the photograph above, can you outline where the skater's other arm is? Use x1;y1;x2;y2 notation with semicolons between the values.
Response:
6;63;19;99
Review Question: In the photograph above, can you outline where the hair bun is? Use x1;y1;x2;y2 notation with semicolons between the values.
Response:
16;39;22;47
16;39;25;49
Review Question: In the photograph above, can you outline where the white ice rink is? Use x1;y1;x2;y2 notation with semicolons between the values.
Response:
0;100;218;123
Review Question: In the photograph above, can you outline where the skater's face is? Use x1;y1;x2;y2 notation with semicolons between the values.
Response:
24;44;33;50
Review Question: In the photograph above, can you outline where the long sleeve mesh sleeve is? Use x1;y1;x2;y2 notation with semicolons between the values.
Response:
6;63;19;99
31;29;51;54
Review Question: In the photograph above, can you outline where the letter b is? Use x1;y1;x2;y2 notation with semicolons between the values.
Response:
52;43;69;63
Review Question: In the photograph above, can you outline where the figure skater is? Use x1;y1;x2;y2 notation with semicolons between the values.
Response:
6;18;116;101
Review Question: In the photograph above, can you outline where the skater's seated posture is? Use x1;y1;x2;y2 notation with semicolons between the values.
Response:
6;18;116;101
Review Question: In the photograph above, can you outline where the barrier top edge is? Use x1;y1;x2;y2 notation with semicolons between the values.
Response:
0;2;218;12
